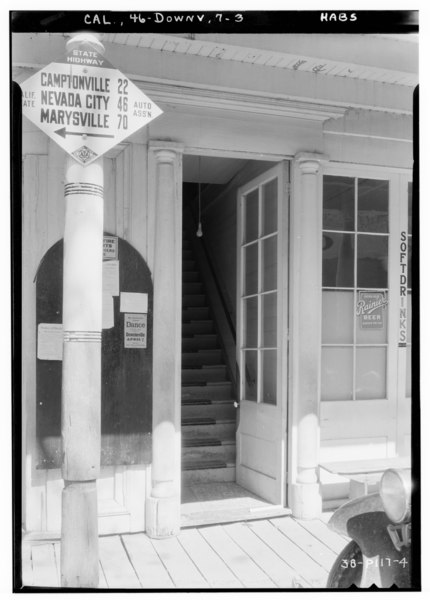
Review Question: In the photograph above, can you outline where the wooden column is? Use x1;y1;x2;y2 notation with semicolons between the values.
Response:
146;143;183;538
290;152;326;520
60;35;104;588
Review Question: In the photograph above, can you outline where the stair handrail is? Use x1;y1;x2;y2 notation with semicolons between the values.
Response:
183;207;238;396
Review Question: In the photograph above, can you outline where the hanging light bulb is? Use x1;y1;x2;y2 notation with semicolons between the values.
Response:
196;156;203;238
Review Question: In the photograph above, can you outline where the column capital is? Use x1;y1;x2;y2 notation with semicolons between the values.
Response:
149;140;184;163
295;151;329;174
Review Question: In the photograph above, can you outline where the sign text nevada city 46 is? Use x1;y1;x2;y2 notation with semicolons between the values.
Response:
20;42;163;165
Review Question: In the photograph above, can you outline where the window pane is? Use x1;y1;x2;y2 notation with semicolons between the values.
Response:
244;297;258;348
263;236;277;291
263;293;277;347
408;182;413;235
244;350;258;401
322;233;354;288
357;235;388;288
323;175;355;231
322;290;353;344
244;243;258;296
244;189;259;243
356;291;388;344
406;346;411;397
357;179;389;233
356;347;387;400
262;178;277;236
262;350;277;405
321;347;353;401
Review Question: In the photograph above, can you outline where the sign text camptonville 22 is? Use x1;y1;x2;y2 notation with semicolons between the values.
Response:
20;42;163;165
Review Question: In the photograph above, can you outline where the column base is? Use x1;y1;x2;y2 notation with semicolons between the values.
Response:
61;482;99;588
291;482;322;520
146;494;181;538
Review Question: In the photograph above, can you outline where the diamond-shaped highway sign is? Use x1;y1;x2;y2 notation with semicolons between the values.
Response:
20;42;163;165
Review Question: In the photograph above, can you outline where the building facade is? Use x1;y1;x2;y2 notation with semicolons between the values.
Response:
13;30;417;537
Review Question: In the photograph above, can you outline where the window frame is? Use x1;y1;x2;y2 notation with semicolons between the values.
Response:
321;163;412;405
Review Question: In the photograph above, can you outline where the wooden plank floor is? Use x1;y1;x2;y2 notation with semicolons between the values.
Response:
21;514;348;590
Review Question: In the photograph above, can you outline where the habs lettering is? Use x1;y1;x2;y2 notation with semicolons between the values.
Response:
320;12;357;22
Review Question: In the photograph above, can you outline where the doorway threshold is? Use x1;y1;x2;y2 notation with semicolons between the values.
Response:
181;482;291;528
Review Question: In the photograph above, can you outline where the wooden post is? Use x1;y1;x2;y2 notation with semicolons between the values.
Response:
60;34;105;587
290;152;326;520
146;143;183;538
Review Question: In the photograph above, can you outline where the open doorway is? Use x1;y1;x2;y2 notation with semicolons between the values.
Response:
180;155;291;526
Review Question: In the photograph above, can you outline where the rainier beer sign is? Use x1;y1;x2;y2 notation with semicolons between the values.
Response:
20;42;162;164
356;291;388;329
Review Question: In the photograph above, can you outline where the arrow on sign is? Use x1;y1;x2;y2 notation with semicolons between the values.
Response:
55;127;115;139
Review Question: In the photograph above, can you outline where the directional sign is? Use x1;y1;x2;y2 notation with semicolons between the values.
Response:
20;42;163;165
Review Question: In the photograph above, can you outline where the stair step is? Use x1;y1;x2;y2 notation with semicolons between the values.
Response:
182;382;233;398
182;294;206;307
182;248;193;258
182;400;236;420
183;259;196;271
183;437;223;447
182;334;219;351
182;306;210;321
183;282;204;294
182;321;214;335
182;366;228;383
182;459;229;471
183;271;200;283
182;420;236;439
182;350;223;367
182;441;235;462
182;465;236;485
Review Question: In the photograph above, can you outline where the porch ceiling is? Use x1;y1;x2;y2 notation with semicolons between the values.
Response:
100;32;418;87
183;154;248;184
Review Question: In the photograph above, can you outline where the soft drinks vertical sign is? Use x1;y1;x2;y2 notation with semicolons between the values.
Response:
20;41;162;164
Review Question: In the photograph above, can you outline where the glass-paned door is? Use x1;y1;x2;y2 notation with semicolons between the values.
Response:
236;162;289;504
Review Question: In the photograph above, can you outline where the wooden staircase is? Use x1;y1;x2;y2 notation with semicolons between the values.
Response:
181;234;237;485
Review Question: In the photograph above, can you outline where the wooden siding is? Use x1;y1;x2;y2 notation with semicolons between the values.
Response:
22;142;152;534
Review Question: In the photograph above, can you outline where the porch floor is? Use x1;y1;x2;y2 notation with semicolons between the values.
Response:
21;511;349;589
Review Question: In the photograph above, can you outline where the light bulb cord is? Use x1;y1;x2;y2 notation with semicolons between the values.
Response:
196;156;203;238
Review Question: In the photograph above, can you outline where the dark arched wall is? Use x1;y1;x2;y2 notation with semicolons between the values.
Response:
36;234;153;468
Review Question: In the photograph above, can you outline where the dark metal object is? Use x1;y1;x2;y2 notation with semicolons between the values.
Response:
327;490;411;588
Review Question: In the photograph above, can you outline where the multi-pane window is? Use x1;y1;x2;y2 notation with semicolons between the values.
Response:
241;178;278;405
321;176;390;401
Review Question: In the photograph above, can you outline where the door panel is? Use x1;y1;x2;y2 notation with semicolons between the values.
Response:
236;163;289;505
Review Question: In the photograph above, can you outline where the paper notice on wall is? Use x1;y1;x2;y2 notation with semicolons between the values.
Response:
103;236;118;260
103;260;120;296
37;323;63;360
102;294;114;329
124;313;147;348
120;292;148;314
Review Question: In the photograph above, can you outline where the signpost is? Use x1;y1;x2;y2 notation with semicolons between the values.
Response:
21;33;162;588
